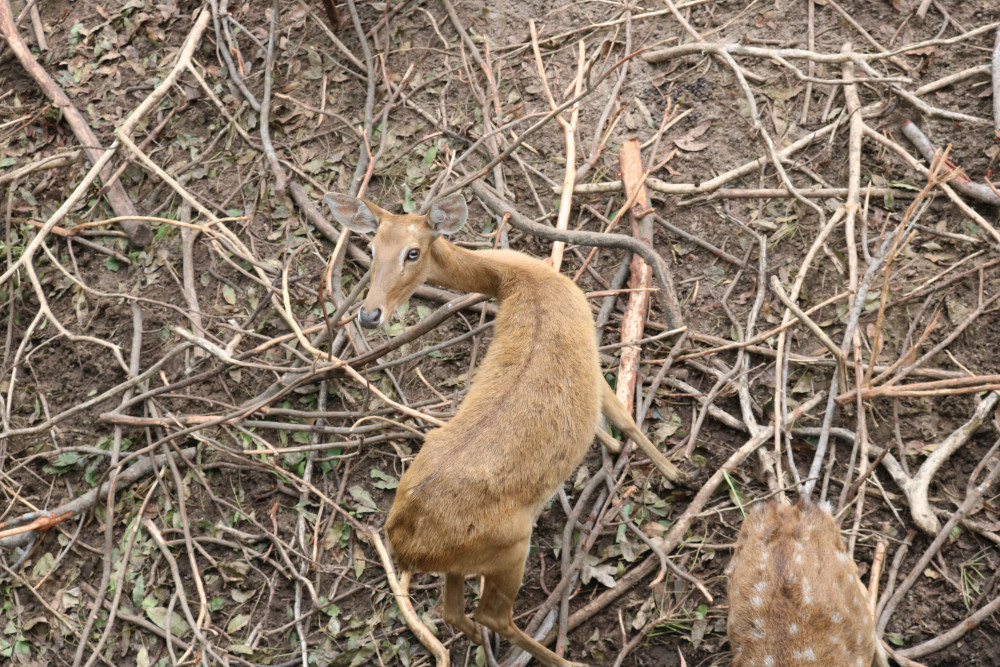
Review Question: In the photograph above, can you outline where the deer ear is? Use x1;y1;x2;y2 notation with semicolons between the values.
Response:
324;193;381;234
427;193;468;235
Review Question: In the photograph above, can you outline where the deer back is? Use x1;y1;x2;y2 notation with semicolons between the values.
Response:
727;500;878;667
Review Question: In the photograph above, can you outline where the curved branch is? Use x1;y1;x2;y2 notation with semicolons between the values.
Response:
470;180;684;329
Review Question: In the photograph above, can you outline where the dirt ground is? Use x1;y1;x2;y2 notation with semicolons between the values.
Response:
2;0;1000;665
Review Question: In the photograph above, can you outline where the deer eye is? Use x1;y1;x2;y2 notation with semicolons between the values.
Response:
405;248;420;261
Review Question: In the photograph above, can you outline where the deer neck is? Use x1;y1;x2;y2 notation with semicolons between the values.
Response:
426;239;510;298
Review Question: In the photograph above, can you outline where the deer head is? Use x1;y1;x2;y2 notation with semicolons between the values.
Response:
324;193;468;328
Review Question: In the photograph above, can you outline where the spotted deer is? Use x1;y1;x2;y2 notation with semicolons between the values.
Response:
325;191;686;666
727;500;887;667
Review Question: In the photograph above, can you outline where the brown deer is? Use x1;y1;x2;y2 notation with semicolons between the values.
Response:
727;500;887;667
325;191;686;667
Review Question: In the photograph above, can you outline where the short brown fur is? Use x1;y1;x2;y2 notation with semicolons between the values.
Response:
325;192;686;666
726;500;880;667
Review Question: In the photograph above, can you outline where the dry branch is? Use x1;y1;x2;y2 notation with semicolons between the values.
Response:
878;442;1000;635
370;532;449;666
470;180;683;328
0;0;150;244
876;392;998;535
645;24;1000;69
529;22;582;271
615;139;655;414
0;448;196;551
0;150;79;185
558;112;849;196
993;25;1000;141
7;3;1000;664
546;393;828;643
901;120;1000;207
863;126;1000;245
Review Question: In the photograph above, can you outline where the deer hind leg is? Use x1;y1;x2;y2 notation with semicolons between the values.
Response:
599;382;687;484
473;542;588;667
594;428;622;454
442;573;482;644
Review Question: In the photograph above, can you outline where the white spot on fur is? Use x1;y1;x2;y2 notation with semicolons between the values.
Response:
751;595;763;608
831;612;842;623
792;648;816;661
763;657;775;667
754;581;767;593
788;623;799;635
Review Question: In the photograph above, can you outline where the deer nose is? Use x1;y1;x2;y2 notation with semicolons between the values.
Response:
358;307;382;329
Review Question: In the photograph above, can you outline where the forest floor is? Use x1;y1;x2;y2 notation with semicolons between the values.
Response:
2;0;1000;665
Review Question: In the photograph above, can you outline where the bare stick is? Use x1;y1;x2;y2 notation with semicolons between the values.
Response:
0;448;196;550
547;393;828;640
862;126;1000;246
893;392;997;535
840;41;872;537
679;186;921;203
118;9;211;138
26;0;44;50
913;64;990;96
560;112;847;195
0;150;79;185
899;590;1000;659
660;0;765;83
616;139;656;414
824;0;910;72
529;22;582;271
470;180;684;328
868;540;887;620
179;201;205;340
645;26;1000;67
0;143;119;285
0;0;150;244
208;0;260;110
370;532;449;666
901;120;1000;207
994;26;1000;140
260;0;287;194
645;41;990;126
878;444;1000;632
800;0;815;124
770;275;846;388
